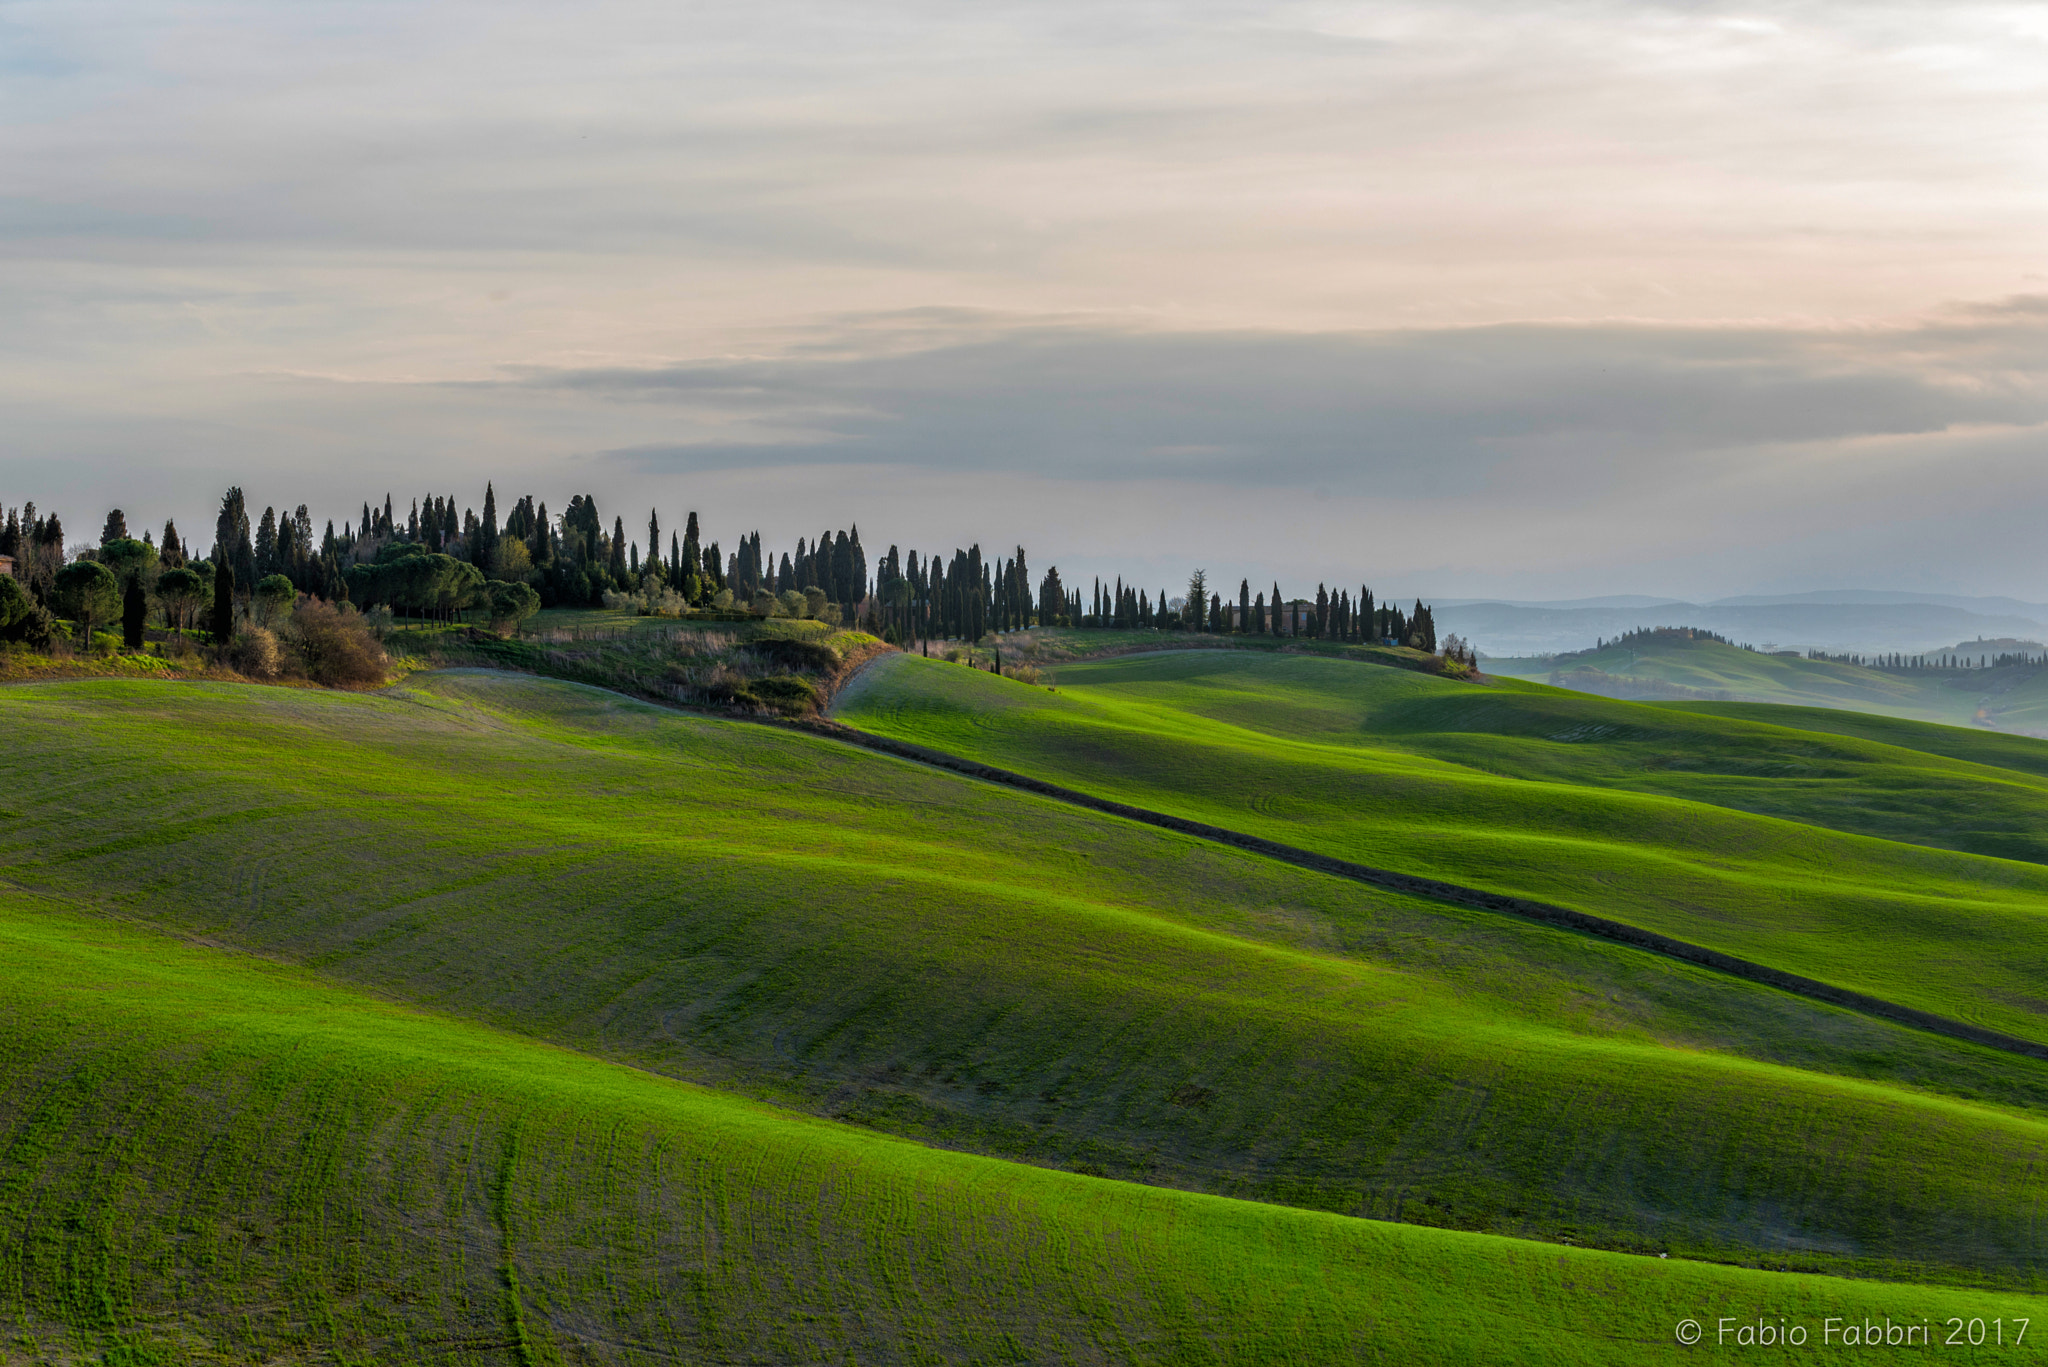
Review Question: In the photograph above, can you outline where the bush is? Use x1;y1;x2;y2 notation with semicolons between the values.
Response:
0;575;29;635
749;674;820;715
748;637;840;673
90;630;120;657
229;626;280;678
285;600;388;686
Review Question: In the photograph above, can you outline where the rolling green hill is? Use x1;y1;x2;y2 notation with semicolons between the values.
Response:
10;670;2048;1358
12;896;2043;1365
1483;632;2048;734
834;649;2048;1053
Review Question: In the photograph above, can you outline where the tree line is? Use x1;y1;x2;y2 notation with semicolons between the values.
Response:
0;485;1445;658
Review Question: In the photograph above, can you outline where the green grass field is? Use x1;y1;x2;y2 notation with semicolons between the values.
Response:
11;896;2042;1365
835;649;2048;1052
10;667;2048;1359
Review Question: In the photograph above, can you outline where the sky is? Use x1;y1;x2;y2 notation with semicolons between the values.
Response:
4;0;2047;601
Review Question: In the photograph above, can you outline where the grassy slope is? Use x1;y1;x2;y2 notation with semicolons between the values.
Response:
1485;637;1994;725
834;650;2048;1052
8;677;2048;1299
13;903;2044;1366
1670;702;2048;779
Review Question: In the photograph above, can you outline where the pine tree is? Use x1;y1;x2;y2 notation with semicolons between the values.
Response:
160;520;184;568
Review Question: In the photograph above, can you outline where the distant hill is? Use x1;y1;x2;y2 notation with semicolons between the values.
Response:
1483;630;2019;728
1446;597;2048;658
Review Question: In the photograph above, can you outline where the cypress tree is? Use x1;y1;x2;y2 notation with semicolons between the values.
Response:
122;577;146;649
100;509;129;545
482;482;499;546
1271;582;1282;635
160;520;185;568
210;558;234;644
849;526;868;612
681;512;702;601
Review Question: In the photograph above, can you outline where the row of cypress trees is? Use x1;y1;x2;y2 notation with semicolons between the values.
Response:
1079;572;1437;650
4;487;1440;651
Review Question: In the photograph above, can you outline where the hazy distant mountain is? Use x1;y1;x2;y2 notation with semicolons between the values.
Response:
1445;595;2048;659
1434;595;1690;611
1709;590;2048;616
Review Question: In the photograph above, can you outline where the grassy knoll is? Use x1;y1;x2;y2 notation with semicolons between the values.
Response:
992;624;1452;676
386;610;881;715
10;676;2048;1294
834;649;2048;1052
8;902;2043;1364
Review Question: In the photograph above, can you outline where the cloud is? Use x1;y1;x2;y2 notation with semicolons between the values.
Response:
477;305;2048;497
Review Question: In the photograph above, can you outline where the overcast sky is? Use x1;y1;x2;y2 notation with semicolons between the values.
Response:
5;0;2046;599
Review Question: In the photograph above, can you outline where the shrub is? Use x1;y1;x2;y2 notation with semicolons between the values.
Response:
285;600;388;686
0;575;31;636
748;637;839;673
90;630;121;657
749;674;820;715
776;589;809;619
230;626;280;678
